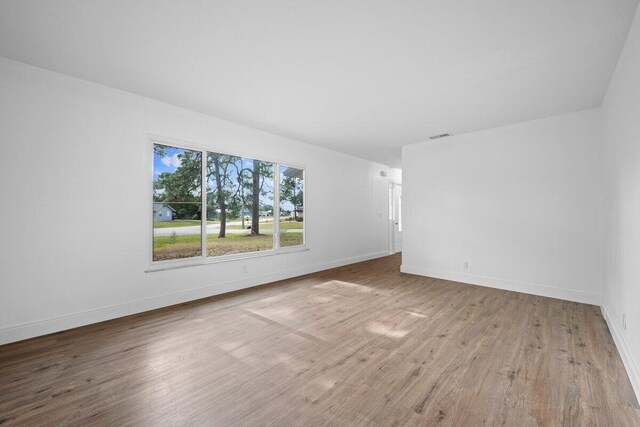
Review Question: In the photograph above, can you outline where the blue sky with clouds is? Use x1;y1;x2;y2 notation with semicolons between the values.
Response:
154;145;187;178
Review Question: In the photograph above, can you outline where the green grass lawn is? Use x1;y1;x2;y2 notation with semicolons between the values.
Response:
280;232;304;247
153;230;303;261
153;219;303;230
153;220;260;230
206;233;274;257
227;221;302;231
153;220;215;228
225;224;249;230
260;221;303;230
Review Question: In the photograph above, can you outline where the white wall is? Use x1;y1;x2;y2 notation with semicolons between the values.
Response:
401;109;604;305
601;3;640;399
389;168;402;185
0;57;393;345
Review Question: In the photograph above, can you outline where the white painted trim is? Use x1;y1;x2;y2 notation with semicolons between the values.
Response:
0;251;389;346
148;133;308;171
146;247;309;272
400;264;601;305
601;302;640;403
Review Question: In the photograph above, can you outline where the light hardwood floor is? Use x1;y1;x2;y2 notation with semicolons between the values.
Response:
1;254;638;426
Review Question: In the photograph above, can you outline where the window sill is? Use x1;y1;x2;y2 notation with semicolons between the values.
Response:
145;246;309;273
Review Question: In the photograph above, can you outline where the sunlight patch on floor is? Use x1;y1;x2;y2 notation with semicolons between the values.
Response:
218;340;244;352
310;295;334;304
366;321;409;339
312;280;376;294
407;311;428;318
248;306;297;320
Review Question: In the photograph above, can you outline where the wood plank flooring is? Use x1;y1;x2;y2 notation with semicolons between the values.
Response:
1;254;638;426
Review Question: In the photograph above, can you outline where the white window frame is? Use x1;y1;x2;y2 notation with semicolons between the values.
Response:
147;135;307;272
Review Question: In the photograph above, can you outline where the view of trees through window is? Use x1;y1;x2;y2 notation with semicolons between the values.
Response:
206;153;275;257
153;143;304;262
153;145;202;261
279;166;304;247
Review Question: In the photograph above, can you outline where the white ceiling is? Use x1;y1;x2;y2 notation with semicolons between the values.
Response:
0;0;637;167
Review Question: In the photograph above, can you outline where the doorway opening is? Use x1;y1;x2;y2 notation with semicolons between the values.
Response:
389;182;402;254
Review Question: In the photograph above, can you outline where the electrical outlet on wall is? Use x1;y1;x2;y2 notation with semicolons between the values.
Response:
462;261;469;270
623;313;627;330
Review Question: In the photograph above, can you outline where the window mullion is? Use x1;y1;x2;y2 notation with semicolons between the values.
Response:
201;151;207;258
274;163;280;251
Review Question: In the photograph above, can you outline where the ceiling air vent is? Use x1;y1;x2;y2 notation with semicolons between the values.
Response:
429;133;451;140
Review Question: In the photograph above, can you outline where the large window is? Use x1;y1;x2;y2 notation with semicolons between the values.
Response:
152;140;304;264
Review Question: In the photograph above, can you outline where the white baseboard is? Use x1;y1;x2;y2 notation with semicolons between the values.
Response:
400;264;602;305
0;251;389;346
601;303;640;403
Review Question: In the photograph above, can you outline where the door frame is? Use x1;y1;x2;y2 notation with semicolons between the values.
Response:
389;182;402;254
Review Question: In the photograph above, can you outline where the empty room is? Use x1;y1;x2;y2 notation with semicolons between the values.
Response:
1;0;640;425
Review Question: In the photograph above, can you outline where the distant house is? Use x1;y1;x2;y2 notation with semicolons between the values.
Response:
239;207;273;218
280;208;302;220
153;203;175;222
282;167;303;180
